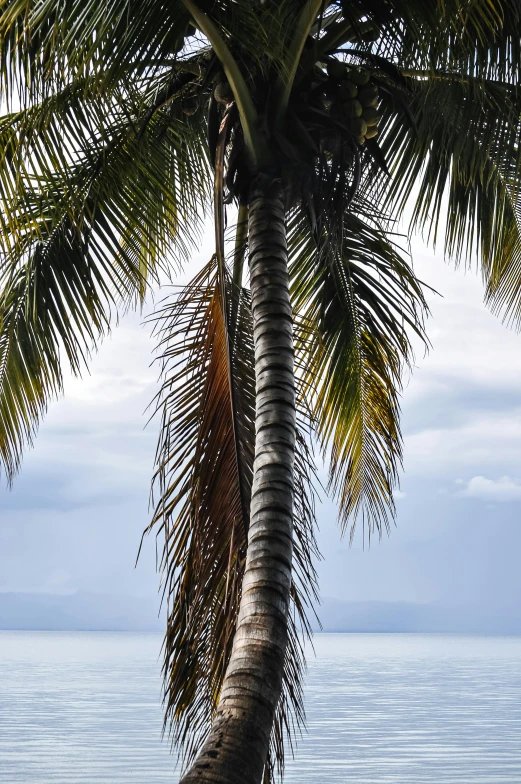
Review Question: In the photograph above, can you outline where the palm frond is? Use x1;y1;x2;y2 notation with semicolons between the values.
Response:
434;0;521;82
145;255;319;779
0;87;211;480
0;0;195;103
0;261;64;479
290;202;428;539
146;259;250;764
377;72;521;325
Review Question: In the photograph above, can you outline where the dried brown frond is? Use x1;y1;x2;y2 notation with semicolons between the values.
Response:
144;256;319;778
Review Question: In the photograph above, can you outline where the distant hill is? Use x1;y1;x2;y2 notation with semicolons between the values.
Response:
1;592;520;633
0;591;163;632
315;597;521;634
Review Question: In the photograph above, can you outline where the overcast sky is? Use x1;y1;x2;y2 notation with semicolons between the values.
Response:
2;224;521;623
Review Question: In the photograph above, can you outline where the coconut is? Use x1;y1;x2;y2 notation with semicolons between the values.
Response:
327;59;347;80
365;126;379;140
349;117;368;136
349;68;370;86
344;99;363;118
182;96;198;115
361;107;380;126
358;94;378;109
214;81;234;105
361;82;378;95
356;134;366;145
357;85;379;107
338;80;358;100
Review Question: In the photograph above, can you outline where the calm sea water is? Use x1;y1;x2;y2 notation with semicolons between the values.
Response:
1;632;520;783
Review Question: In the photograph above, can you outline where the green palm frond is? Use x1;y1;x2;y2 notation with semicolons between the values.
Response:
377;72;521;324
0;0;194;101
145;256;319;779
0;0;300;109
0;262;63;479
360;0;520;78
0;85;211;480
435;0;521;81
290;203;428;539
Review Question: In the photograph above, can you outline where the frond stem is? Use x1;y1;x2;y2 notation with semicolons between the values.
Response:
273;0;327;122
293;18;354;89
232;203;248;289
182;0;263;165
214;114;249;536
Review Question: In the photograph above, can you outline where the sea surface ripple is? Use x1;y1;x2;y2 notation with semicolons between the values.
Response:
1;631;520;783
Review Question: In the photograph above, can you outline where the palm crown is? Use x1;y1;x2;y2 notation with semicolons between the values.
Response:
1;1;521;782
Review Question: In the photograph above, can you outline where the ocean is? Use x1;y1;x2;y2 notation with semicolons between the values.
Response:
1;631;520;782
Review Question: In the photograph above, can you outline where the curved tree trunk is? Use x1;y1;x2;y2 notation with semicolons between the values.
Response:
180;175;295;784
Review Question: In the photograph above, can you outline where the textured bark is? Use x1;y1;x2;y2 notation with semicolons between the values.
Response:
180;175;295;784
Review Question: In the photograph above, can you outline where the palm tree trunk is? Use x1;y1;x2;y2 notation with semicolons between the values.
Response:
180;174;295;784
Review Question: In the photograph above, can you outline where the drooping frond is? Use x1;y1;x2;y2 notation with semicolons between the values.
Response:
146;259;251;764
145;256;319;779
0;0;308;110
290;201;428;539
0;262;63;479
335;0;521;81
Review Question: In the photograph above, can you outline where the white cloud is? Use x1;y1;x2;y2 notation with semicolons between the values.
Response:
404;410;521;477
459;475;521;502
393;490;407;501
405;244;521;401
398;244;521;484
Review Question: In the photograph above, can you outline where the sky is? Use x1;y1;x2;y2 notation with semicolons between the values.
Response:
2;223;521;624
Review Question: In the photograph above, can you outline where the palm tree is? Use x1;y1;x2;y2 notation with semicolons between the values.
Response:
2;1;521;782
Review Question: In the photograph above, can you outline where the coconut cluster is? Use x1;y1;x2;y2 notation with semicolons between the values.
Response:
326;60;381;145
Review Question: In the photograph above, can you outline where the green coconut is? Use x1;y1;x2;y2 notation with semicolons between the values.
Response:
365;126;379;140
338;80;358;100
358;94;378;109
327;59;347;80
356;134;366;145
214;81;234;105
357;85;379;107
349;117;368;136
349;68;370;86
362;107;380;126
344;99;363;118
361;83;378;97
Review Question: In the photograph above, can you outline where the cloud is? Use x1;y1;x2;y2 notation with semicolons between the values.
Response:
393;490;407;501
399;245;521;485
459;475;521;502
403;409;521;478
